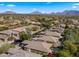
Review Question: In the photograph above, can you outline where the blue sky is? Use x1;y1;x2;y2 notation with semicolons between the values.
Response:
0;2;79;14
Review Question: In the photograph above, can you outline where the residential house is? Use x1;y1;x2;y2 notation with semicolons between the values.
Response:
22;40;52;55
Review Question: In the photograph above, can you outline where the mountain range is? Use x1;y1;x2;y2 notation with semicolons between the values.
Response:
0;10;79;16
0;11;16;14
52;10;79;16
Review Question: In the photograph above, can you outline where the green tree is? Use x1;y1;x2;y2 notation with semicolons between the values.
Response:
56;50;73;57
38;18;52;29
31;27;39;31
60;25;79;57
64;40;77;54
7;35;16;41
0;43;15;54
0;25;9;31
19;31;31;41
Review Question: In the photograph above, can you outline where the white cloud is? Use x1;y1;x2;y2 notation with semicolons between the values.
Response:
72;3;79;8
42;11;46;13
72;6;77;8
6;4;16;11
7;4;16;7
32;8;37;11
0;4;4;6
74;3;79;6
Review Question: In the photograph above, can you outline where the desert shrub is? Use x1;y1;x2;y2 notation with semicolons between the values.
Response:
0;43;15;54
